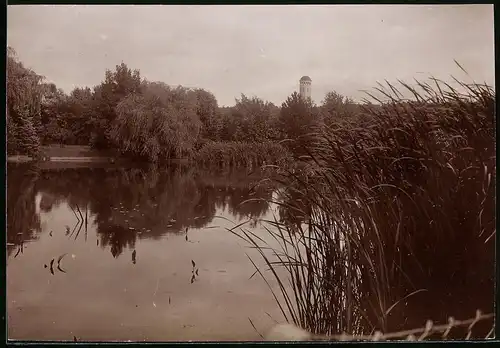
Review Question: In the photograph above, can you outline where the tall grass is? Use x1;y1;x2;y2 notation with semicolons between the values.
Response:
232;77;495;339
193;141;292;168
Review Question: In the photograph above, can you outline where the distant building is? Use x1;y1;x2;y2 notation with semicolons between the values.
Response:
299;76;312;100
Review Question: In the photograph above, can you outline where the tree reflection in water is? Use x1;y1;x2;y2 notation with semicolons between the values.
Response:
8;163;277;259
7;164;42;258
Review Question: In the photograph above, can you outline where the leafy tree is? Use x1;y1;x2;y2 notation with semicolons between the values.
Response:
219;95;280;142
7;47;44;156
235;94;280;142
320;91;359;127
89;63;142;149
65;87;94;144
109;81;202;162
191;88;222;141
279;92;321;157
40;83;69;144
219;106;238;141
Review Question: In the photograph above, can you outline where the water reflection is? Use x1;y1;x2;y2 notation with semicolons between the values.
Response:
7;164;42;258
8;163;275;259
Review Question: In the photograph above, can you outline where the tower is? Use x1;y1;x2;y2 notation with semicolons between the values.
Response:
299;76;312;100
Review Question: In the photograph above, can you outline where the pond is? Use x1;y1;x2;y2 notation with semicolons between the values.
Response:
7;163;289;341
6;163;495;341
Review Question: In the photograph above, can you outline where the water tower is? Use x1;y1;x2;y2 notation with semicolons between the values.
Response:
299;76;312;100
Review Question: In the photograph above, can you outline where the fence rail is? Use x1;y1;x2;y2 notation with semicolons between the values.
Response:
307;310;495;341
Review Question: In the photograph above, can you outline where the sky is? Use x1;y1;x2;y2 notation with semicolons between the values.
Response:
7;5;495;106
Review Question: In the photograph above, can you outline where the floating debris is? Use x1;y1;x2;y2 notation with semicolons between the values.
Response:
185;235;188;241
132;250;137;264
191;260;196;268
49;231;53;237
190;274;195;284
169;297;171;304
195;269;199;276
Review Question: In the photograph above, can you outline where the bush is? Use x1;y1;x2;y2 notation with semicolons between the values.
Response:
193;141;292;168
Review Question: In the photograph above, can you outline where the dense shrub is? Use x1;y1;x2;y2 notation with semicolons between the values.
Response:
193;141;292;168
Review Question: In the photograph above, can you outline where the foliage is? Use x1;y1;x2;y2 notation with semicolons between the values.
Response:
320;91;360;127
89;63;142;149
278;92;322;158
109;81;202;162
194;141;292;168
65;87;94;144
220;94;281;142
192;88;222;141
40;83;71;145
7;47;44;156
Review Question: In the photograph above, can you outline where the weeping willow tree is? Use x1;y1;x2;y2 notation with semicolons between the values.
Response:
109;81;202;163
7;47;44;156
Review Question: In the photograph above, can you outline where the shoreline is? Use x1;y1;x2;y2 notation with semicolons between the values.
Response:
7;156;117;163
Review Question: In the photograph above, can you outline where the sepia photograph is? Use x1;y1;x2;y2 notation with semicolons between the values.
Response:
6;4;496;342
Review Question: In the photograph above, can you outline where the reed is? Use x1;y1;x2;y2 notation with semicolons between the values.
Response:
232;76;495;339
193;141;292;168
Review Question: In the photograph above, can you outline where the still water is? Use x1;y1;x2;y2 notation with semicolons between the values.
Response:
7;163;288;341
7;163;495;341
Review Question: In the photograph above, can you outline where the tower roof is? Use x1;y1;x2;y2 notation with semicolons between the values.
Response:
300;76;312;82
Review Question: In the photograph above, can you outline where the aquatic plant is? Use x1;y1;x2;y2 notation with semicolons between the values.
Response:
233;76;495;339
193;141;292;168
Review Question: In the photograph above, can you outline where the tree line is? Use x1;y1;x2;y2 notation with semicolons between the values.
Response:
7;47;363;163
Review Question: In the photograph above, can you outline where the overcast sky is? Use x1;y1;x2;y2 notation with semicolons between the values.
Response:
7;5;494;106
